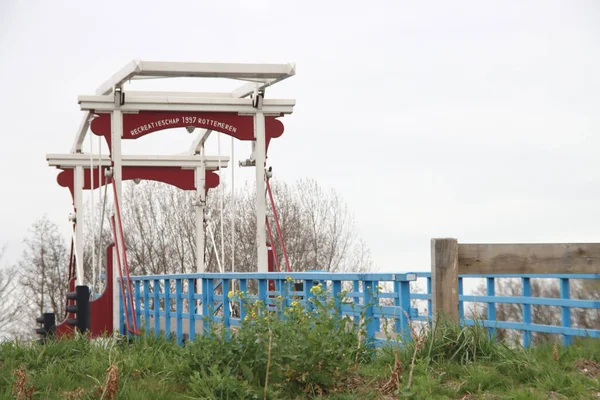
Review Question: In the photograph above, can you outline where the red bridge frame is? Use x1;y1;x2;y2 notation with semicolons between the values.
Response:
45;60;296;337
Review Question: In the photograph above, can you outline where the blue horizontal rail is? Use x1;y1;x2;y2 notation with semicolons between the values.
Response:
129;272;418;282
121;272;418;346
119;271;599;348
409;272;599;279
406;272;600;347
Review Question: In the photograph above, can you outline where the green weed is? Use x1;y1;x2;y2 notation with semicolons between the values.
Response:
0;292;598;399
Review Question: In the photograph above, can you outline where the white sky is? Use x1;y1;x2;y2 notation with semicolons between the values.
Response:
1;0;599;278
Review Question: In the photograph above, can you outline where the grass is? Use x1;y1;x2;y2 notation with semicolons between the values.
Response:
0;329;598;399
0;293;598;399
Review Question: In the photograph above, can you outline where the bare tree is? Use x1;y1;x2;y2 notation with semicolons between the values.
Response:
18;216;70;326
0;245;27;340
118;181;197;275
95;177;372;276
204;177;367;273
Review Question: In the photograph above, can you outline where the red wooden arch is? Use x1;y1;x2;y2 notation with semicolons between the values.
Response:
90;111;285;153
56;166;219;198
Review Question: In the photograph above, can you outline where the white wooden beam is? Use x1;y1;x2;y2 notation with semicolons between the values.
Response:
78;95;295;114
124;90;234;98
70;111;93;154
232;77;289;99
96;60;296;95
189;130;213;154
46;153;229;170
96;60;142;95
189;76;293;153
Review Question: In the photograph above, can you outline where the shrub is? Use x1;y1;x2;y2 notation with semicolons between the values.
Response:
175;282;373;397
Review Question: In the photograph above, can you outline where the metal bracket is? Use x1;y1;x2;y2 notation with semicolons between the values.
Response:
192;197;206;207
113;87;125;106
251;88;264;109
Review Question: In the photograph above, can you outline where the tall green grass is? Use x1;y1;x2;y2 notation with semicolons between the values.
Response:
1;293;598;399
373;315;600;399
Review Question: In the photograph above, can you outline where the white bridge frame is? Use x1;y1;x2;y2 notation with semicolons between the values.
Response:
47;60;296;332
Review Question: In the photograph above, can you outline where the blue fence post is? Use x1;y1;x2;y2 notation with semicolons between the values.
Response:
373;280;380;333
303;279;312;309
275;277;283;303
426;276;432;326
458;277;464;321
175;279;183;345
188;278;196;341
486;277;496;341
118;281;125;334
153;279;160;338
353;280;360;324
522;277;532;348
202;278;208;319
280;277;290;311
258;278;268;316
332;280;342;317
363;280;376;341
222;278;230;336
143;280;150;333
560;278;572;346
204;278;214;333
239;279;247;322
273;278;281;315
164;279;171;340
135;281;141;333
395;278;411;343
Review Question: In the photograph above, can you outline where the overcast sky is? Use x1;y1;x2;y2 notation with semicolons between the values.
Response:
1;0;599;277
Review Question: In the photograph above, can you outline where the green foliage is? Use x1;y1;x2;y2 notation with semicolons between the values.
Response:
173;283;372;397
373;314;600;399
188;367;261;400
0;296;598;399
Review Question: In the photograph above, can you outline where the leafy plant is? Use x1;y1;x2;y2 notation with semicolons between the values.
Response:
176;281;373;397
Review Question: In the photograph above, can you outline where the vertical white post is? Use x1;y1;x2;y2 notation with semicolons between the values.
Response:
218;132;225;269
111;107;124;250
254;110;268;272
97;135;103;285
231;136;235;292
111;89;124;333
73;165;85;286
89;132;96;295
111;113;124;223
194;149;207;314
195;163;206;274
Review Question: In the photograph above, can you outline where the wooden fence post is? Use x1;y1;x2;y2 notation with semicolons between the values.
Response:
431;238;459;326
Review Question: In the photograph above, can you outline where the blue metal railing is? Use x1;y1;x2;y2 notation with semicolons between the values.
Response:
121;272;418;346
120;271;599;348
408;272;600;347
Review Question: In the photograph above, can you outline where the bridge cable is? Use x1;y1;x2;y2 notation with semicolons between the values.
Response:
90;132;96;296
217;131;225;271
231;135;236;292
265;173;291;272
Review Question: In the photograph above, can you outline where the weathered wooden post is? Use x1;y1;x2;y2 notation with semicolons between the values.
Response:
431;238;459;326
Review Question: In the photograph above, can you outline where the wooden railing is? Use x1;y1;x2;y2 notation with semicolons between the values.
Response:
429;239;600;346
